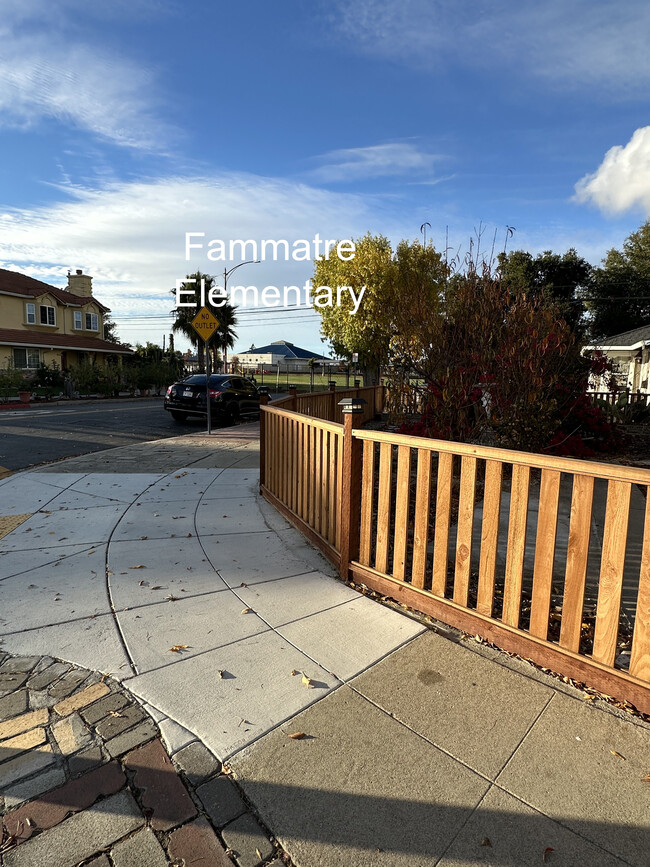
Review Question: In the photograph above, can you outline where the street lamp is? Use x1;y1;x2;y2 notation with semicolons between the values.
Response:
220;259;260;373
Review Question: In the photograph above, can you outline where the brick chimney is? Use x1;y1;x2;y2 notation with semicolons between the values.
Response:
67;269;93;298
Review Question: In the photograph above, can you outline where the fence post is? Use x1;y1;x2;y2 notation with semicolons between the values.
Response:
289;386;297;411
339;411;363;579
259;394;269;490
329;381;336;420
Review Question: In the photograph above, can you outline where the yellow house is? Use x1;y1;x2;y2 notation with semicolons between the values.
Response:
0;268;132;372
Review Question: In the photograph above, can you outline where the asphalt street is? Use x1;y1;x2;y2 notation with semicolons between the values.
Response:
0;398;211;472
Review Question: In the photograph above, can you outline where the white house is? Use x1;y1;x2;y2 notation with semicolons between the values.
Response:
585;324;650;393
236;340;333;372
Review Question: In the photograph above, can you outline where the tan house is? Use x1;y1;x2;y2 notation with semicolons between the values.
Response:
0;268;132;372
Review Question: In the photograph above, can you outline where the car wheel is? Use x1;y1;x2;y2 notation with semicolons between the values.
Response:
171;411;188;422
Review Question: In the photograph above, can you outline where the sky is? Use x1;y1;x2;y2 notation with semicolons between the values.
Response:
1;0;649;356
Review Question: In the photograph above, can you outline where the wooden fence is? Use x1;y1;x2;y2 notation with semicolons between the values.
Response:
260;389;650;714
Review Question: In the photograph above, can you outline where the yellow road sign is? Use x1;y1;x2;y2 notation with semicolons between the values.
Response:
192;307;220;342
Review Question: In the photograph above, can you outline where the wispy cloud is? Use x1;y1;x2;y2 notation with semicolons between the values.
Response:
310;143;442;183
574;126;650;217
0;173;380;319
324;0;650;94
0;1;173;149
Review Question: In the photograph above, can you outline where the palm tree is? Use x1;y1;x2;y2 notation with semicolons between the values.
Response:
214;301;238;373
171;272;233;373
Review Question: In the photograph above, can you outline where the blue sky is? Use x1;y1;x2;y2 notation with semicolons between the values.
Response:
1;0;649;356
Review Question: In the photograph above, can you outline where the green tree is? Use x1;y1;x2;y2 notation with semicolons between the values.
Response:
588;221;650;339
497;248;592;334
103;315;122;345
312;233;395;384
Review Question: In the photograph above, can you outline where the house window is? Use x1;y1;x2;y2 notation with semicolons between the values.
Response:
85;312;98;331
74;311;82;330
25;302;36;324
13;347;40;369
39;305;56;326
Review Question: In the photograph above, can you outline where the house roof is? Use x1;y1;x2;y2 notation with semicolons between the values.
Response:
585;323;650;351
0;268;110;312
0;328;133;355
239;340;330;361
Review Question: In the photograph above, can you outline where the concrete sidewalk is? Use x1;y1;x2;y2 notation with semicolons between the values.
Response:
1;426;649;866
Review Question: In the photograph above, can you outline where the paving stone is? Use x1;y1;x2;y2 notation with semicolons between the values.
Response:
80;691;130;725
196;775;246;828
53;682;110;717
52;713;93;755
168;816;232;867
105;719;157;757
48;670;90;699
86;856;111;867
2;765;67;810
68;743;104;778
0;656;41;674
28;689;59;709
111;826;169;867
94;704;146;740
124;737;196;831
30;656;55;674
0;672;29;695
173;740;221;786
0;708;48;740
0;744;56;788
0;726;46;755
2;788;144;867
222;813;274;867
0;689;28;721
27;662;71;691
3;760;126;842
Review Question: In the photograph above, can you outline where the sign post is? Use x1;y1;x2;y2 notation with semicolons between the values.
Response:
191;307;220;435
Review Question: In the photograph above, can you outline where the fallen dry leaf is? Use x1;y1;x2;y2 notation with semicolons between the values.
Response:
150;585;163;590
610;750;626;760
165;594;180;601
641;772;650;782
543;847;554;862
140;536;148;540
217;669;225;678
129;565;146;569
290;669;298;676
480;837;491;847
169;644;189;653
138;580;146;586
256;849;263;860
241;607;252;614
287;731;308;740
108;710;124;718
302;674;313;688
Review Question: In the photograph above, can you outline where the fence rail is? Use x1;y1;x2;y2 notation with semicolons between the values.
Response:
260;388;650;714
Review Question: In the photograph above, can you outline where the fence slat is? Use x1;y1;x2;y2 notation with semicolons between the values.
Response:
328;431;337;544
359;440;376;566
477;460;503;617
432;453;453;597
454;456;477;606
502;464;530;627
630;494;650;680
375;442;393;574
411;449;432;590
560;475;595;652
592;480;632;666
336;432;343;549
308;425;316;529
393;445;412;581
321;429;330;540
529;469;561;639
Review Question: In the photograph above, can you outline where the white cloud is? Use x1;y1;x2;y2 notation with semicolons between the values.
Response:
0;1;172;149
310;143;441;182
0;173;381;331
574;127;650;216
325;0;650;93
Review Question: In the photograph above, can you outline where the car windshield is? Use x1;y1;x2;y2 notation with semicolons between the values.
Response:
182;375;229;387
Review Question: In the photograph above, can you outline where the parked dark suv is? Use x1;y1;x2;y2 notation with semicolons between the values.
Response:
164;374;260;423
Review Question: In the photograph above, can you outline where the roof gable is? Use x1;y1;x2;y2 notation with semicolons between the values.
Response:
0;268;109;311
